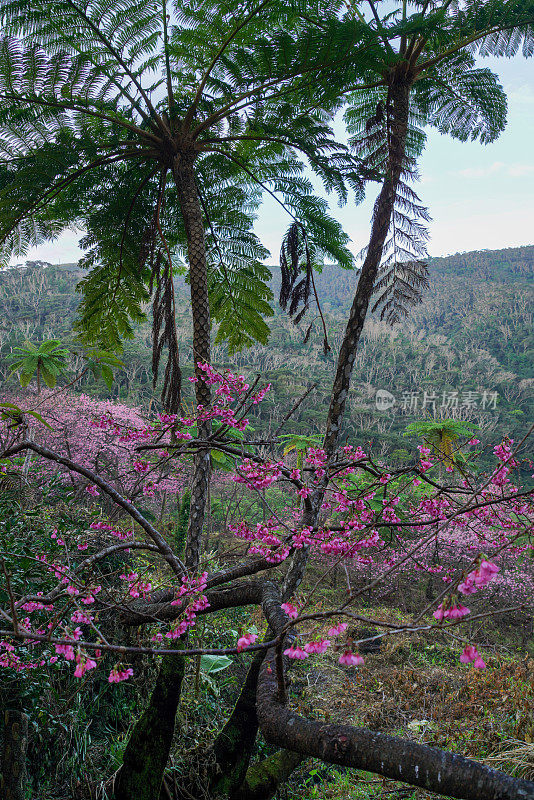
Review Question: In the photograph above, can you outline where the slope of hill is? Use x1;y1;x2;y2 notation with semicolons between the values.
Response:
1;246;532;475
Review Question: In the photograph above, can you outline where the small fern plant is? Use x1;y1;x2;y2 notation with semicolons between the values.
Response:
8;339;70;393
404;419;478;472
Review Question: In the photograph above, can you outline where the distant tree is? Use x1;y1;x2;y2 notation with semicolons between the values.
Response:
404;418;478;471
8;339;69;392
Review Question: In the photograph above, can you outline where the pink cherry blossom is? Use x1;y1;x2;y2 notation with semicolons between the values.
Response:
108;666;134;683
327;622;348;636
281;603;299;619
55;642;75;660
283;646;309;660
74;653;97;677
304;639;330;654
433;603;470;621
237;632;258;652
459;645;485;668
339;651;364;667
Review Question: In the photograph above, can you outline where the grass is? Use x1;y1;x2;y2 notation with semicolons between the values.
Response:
486;740;534;780
278;557;534;800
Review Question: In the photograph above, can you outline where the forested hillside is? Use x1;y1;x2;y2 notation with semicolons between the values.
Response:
1;246;532;474
2;2;534;798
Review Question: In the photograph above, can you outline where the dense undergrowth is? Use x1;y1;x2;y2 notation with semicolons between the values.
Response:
1;474;532;800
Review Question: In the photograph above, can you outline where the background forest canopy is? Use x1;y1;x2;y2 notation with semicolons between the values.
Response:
1;2;534;800
1;244;532;478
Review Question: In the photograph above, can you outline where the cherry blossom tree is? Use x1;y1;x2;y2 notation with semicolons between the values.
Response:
1;368;533;800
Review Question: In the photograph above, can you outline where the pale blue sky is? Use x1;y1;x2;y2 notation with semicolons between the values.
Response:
22;55;534;265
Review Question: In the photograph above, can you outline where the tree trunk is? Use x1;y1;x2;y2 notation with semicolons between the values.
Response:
114;653;185;800
208;650;265;796
116;154;214;800
283;79;411;600
282;502;318;601
172;152;212;571
1;709;29;800
323;79;410;458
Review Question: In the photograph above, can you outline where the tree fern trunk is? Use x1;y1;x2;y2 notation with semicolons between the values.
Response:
172;153;211;570
323;79;410;457
115;155;213;800
284;80;411;599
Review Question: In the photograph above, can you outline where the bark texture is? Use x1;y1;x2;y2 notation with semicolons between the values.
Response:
1;709;28;800
323;78;410;458
114;653;185;800
230;749;303;800
172;152;211;571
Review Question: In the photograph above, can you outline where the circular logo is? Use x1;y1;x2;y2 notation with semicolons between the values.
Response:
375;389;396;411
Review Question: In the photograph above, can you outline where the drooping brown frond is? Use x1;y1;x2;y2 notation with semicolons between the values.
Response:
279;221;312;323
279;221;331;351
150;250;182;414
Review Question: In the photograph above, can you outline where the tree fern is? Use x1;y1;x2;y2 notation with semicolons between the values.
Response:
0;0;375;405
340;0;532;325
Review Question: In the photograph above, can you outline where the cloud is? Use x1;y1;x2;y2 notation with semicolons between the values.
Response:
456;162;504;179
507;164;534;177
505;83;534;106
456;161;534;179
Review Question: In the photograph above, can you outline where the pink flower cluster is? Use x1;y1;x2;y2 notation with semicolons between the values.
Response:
433;603;470;621
90;520;133;540
120;571;152;599
281;602;299;619
234;459;283;490
1;377;532;690
328;623;348;636
4;390;186;506
109;666;134;683
339;651;364;667
460;645;485;669
491;440;517;487
341;444;367;462
304;639;330;654
229;520;290;564
187;363;271;431
284;645;308;659
74;652;97;678
152;572;211;641
237;632;258;652
458;560;499;596
417;445;434;472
